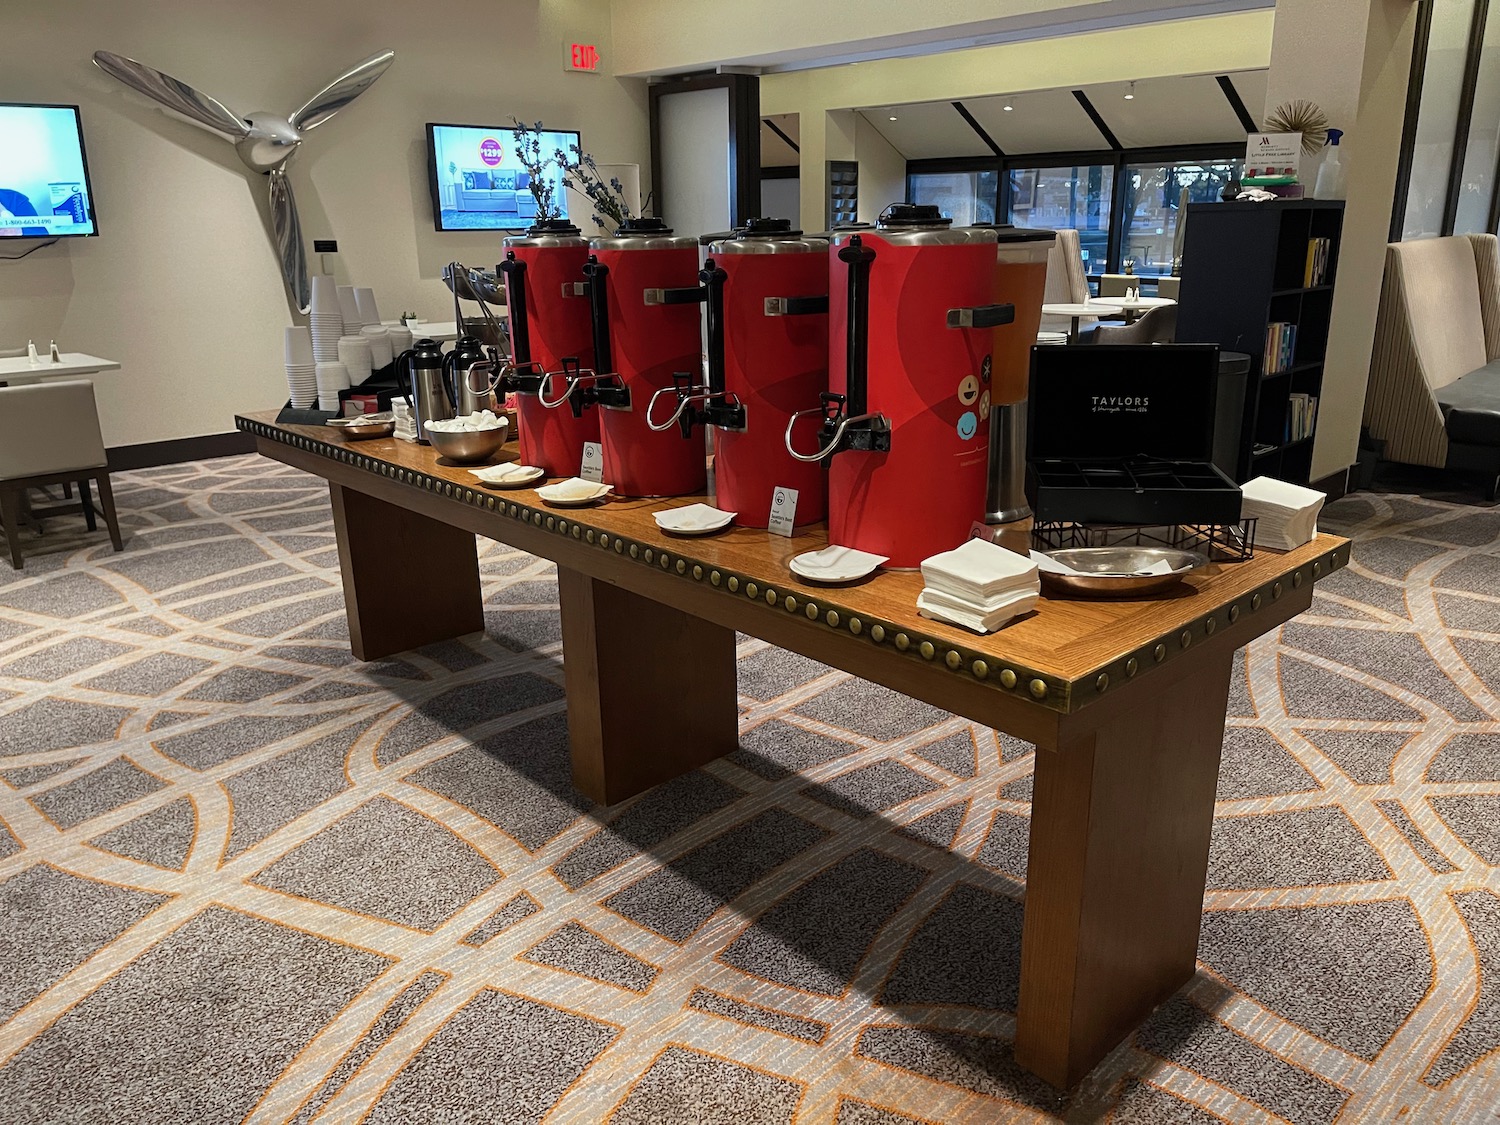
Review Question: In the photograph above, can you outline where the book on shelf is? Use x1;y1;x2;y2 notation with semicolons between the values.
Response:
1263;321;1298;375
1303;237;1332;287
1285;393;1319;442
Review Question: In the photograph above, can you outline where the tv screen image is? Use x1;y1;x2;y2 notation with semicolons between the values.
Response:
0;103;97;239
427;122;579;232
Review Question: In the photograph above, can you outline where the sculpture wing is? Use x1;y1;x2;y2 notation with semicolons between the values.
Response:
289;50;395;133
268;169;311;314
92;51;249;138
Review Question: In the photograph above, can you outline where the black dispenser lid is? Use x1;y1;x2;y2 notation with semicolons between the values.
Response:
614;216;674;236
877;203;951;228
525;218;582;236
738;216;802;237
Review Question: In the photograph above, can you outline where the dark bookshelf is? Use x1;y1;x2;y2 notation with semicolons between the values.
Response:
1176;198;1344;484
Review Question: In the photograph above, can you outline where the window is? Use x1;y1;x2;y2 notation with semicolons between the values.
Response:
1120;159;1242;276
1005;165;1111;274
908;169;998;225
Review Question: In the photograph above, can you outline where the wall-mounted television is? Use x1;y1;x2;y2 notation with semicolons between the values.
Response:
0;103;98;239
426;122;580;232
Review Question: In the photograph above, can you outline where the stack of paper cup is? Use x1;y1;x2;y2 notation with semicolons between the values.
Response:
337;335;374;384
309;275;343;361
353;287;381;329
388;324;413;355
284;326;316;408
316;361;350;413
361;324;393;368
337;285;362;331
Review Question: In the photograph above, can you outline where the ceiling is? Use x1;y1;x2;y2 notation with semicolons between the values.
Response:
761;113;800;166
853;70;1265;160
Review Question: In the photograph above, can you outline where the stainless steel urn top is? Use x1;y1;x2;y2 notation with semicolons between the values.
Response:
589;216;698;252
503;219;590;250
709;217;827;255
831;203;1000;249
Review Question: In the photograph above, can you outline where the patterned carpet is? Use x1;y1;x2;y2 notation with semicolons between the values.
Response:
1;455;1498;1124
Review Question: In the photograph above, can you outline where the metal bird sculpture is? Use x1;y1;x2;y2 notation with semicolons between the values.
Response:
92;48;395;313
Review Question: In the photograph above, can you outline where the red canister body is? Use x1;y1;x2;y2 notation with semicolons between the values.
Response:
827;224;1000;568
588;227;706;497
710;234;829;527
502;232;599;476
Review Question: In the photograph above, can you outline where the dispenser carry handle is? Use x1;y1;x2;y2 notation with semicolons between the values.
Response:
764;295;830;316
946;303;1015;329
581;256;613;377
498;252;532;367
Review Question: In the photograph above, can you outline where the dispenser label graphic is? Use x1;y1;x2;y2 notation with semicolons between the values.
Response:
957;375;980;406
769;487;798;537
957;411;979;440
580;441;605;482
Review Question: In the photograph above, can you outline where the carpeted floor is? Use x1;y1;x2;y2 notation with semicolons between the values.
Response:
1;455;1498;1123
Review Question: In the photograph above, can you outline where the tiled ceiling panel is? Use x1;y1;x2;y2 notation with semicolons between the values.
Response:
857;101;993;159
963;88;1108;156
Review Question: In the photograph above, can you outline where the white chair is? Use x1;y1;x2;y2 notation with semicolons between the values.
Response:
0;380;123;569
1041;229;1091;332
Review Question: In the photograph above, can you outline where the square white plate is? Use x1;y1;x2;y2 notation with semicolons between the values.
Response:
536;477;612;506
790;545;890;583
472;463;545;488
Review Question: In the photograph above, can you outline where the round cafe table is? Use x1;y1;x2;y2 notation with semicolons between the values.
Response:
1087;295;1177;324
1040;303;1104;343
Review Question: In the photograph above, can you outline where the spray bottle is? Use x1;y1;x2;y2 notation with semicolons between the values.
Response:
1315;129;1346;200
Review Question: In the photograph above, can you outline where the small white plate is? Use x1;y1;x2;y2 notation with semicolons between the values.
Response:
472;463;545;488
790;545;890;584
537;477;612;507
653;503;736;536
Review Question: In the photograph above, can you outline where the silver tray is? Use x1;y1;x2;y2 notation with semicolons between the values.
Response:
1039;547;1206;598
326;415;395;440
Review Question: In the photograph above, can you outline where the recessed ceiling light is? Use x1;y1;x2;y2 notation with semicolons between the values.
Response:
1003;99;1014;112
1124;81;1136;101
889;115;898;121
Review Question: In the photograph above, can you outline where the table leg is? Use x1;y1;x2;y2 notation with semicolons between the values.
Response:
558;567;739;806
328;482;483;661
1015;649;1233;1088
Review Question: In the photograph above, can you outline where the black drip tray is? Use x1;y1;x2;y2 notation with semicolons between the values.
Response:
1027;458;1242;526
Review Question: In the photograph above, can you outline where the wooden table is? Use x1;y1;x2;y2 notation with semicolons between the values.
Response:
237;410;1348;1090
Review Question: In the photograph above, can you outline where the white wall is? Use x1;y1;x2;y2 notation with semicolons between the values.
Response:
0;0;648;449
855;116;908;223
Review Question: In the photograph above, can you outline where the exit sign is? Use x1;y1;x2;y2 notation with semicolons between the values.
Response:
565;42;601;72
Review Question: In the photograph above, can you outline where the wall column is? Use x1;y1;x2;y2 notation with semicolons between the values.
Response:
1263;0;1420;483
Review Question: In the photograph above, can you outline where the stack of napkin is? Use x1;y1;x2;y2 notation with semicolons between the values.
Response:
917;538;1040;633
1240;476;1325;549
391;397;419;443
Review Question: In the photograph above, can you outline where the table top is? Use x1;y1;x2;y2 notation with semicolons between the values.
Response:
0;353;120;379
238;410;1347;720
1088;296;1177;310
1041;304;1103;318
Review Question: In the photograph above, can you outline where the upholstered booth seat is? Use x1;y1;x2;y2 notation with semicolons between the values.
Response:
1365;232;1500;496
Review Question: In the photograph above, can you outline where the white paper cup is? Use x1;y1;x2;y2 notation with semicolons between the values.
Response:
387;325;413;353
309;274;339;315
353;287;381;326
284;325;314;365
361;325;393;367
337;285;361;329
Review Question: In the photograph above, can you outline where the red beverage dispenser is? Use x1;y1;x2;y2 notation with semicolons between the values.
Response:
694;219;829;527
786;205;1012;568
498;221;600;476
581;218;706;497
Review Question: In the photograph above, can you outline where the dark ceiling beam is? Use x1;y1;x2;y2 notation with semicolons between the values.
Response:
952;100;1005;157
1216;75;1259;134
1072;89;1121;151
762;117;800;153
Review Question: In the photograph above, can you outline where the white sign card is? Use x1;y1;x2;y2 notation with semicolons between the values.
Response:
580;442;605;483
1244;132;1302;179
768;487;798;537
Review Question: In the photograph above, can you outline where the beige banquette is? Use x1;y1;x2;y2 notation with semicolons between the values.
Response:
1365;233;1500;498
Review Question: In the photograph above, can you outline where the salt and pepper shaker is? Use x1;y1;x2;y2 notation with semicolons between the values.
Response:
49;340;60;363
25;339;39;364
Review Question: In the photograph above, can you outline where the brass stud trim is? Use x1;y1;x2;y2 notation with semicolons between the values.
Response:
895;633;910;651
557;520;568;534
848;617;862;635
711;570;722;587
1126;657;1138;677
784;594;797;612
1029;678;1048;699
676;559;686;574
1293;570;1305;588
630;544;639;559
728;576;739;592
1313;561;1321;578
825;609;839;627
1252;592;1262;610
546;516;556;531
587;530;596;544
660;555;670;570
614;539;624;553
1096;672;1109;692
807;603;820;620
1229;605;1240;624
1272;581;1282;599
870;624;885;643
745;582;758;599
945;650;961;670
972;659;989;679
918;640;935;661
692;565;703;580
1205;615;1217;635
1154;643;1166;662
1180;630;1192;649
644;548;653;563
765;588;777;605
999;669;1017;689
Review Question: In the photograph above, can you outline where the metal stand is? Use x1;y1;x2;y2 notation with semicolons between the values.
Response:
1032;519;1258;562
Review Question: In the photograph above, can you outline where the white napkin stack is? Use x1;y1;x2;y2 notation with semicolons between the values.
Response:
917;538;1040;633
1240;476;1325;550
391;396;419;442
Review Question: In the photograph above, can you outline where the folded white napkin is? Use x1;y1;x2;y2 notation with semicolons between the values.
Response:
1241;476;1324;550
918;588;1038;633
920;537;1039;601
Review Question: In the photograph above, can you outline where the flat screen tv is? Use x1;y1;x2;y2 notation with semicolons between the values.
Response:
426;122;580;232
0;103;98;239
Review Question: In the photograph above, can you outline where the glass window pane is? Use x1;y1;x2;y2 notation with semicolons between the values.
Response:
1454;8;1500;234
908;170;997;225
1404;0;1479;238
1005;166;1111;274
1121;160;1242;276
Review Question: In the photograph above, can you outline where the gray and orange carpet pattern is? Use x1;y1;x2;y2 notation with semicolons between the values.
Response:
1;454;1498;1123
